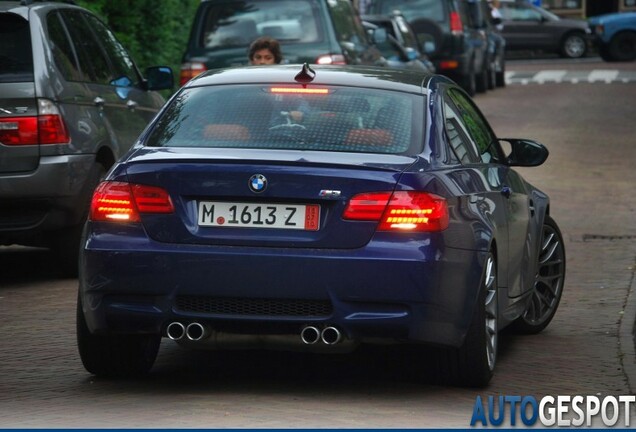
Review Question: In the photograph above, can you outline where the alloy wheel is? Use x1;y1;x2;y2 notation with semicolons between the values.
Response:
563;34;586;58
524;222;565;326
484;253;498;371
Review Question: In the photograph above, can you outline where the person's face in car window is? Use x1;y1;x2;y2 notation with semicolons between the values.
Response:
251;48;277;65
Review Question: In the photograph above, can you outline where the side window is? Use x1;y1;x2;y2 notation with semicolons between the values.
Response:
328;0;370;47
507;4;542;21
47;11;83;82
0;13;34;82
446;89;500;164
443;99;480;164
83;13;139;87
61;10;113;85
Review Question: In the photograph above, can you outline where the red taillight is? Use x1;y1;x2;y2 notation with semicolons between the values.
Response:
180;62;207;86
342;192;392;221
0;99;69;146
450;11;463;35
90;182;174;222
343;191;449;232
38;114;69;144
439;60;459;70
131;184;174;214
0;117;38;145
315;54;346;65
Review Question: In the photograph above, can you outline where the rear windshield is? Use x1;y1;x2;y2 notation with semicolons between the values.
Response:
0;13;34;83
146;84;424;155
199;0;324;48
373;0;447;23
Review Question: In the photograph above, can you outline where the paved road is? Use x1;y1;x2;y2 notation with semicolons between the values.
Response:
505;56;636;84
1;59;635;428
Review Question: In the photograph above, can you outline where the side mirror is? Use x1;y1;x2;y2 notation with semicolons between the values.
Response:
404;46;418;61
501;138;549;167
372;27;388;44
145;66;174;91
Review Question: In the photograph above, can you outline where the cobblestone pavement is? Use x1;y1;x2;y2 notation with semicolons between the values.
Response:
0;62;635;428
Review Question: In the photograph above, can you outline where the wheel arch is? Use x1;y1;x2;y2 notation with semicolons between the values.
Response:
95;145;116;171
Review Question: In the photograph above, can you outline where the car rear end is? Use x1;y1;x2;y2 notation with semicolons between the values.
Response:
80;66;482;352
0;4;93;249
180;0;348;86
370;0;476;91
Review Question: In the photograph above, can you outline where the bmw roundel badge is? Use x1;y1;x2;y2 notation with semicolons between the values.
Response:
248;174;267;193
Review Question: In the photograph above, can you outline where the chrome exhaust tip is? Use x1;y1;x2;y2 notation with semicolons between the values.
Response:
186;322;207;341
300;326;321;345
321;326;342;345
166;322;185;340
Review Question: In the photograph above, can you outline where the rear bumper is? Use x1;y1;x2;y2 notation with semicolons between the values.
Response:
0;154;95;242
432;51;472;84
79;223;487;350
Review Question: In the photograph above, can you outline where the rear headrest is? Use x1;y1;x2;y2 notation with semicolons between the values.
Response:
203;124;251;141
345;128;393;146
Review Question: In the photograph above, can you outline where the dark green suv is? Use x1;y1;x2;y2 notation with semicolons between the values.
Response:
369;0;491;96
180;0;387;85
0;1;173;276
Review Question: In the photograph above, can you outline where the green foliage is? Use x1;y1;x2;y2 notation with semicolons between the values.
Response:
75;0;199;88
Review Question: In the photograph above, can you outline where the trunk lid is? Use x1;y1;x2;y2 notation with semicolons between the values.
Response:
123;147;418;249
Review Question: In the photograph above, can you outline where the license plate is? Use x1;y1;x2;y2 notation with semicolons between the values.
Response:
197;201;320;231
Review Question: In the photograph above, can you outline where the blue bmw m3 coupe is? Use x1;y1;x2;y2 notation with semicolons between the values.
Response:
77;64;565;387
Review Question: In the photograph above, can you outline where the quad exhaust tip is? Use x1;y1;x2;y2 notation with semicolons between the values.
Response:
166;322;185;341
169;322;343;346
167;321;209;341
300;326;321;344
321;326;342;345
300;325;342;345
186;322;207;341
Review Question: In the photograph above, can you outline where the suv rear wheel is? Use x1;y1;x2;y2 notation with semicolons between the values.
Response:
51;163;106;277
476;62;489;93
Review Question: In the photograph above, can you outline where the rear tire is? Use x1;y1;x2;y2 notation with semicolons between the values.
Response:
76;293;161;377
487;61;497;90
495;56;506;87
438;251;498;387
51;163;106;278
476;64;489;93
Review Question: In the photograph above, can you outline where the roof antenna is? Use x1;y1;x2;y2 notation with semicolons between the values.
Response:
294;63;316;85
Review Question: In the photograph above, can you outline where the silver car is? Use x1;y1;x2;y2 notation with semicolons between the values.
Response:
0;1;173;276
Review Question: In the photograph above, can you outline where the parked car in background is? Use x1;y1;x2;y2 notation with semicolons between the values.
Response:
498;0;592;58
0;0;173;276
76;64;565;387
589;12;636;62
362;12;436;73
480;0;507;87
180;0;387;86
368;0;491;96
